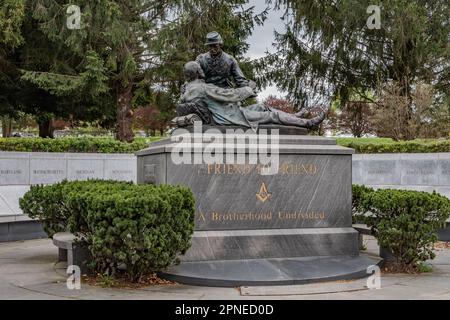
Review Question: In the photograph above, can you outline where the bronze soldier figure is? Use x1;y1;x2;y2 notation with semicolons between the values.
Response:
172;62;327;130
195;31;249;88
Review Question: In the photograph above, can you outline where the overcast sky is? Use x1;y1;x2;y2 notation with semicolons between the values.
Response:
244;0;286;101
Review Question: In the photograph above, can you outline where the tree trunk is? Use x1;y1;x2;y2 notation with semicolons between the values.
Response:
38;118;54;138
116;85;134;142
1;117;13;137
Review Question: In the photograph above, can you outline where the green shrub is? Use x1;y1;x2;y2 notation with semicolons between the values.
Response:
85;184;195;281
0;137;158;153
337;138;450;153
352;185;450;270
352;184;374;224
19;180;195;281
63;180;134;235
19;181;70;237
19;180;132;237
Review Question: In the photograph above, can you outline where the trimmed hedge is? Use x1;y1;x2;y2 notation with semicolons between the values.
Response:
1;137;449;154
19;180;134;237
0;137;156;153
0;137;450;153
19;180;195;281
337;138;450;153
352;185;450;270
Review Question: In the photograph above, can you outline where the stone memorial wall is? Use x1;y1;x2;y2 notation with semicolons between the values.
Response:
0;151;449;217
352;153;450;199
0;152;136;217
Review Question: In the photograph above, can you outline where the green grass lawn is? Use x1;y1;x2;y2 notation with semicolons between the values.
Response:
335;137;445;145
336;137;394;145
135;136;164;143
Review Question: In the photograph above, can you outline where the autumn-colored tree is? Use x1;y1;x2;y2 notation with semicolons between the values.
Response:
339;101;375;138
133;106;160;137
262;95;295;113
372;82;449;140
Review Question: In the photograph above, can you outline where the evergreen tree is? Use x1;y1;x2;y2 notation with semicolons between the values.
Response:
2;1;266;140
257;0;450;113
141;0;267;123
20;0;177;141
0;0;25;122
1;1;116;137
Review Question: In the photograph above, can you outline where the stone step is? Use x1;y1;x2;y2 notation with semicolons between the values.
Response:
182;228;359;262
136;133;337;155
138;143;353;156
160;254;383;287
0;216;46;242
181;124;309;136
161;134;337;146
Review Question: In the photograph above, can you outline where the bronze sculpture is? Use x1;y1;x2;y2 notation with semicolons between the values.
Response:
172;61;326;130
195;31;249;88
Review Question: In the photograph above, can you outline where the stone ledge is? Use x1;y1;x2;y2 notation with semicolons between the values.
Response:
155;134;338;145
182;228;359;262
0;219;46;242
0;214;34;223
160;254;382;287
181;124;309;136
136;143;354;156
438;222;450;241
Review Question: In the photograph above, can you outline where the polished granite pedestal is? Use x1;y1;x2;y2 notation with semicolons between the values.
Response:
136;128;382;286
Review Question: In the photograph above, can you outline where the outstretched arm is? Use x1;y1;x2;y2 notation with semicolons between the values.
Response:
204;84;254;103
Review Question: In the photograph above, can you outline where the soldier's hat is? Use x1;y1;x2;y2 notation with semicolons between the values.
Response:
204;31;223;46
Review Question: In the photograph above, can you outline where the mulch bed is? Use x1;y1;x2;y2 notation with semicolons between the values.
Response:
81;272;177;289
434;241;450;250
381;264;419;274
380;241;449;274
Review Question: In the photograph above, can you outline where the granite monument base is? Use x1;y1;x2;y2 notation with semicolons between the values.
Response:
180;124;308;136
159;254;381;287
438;222;450;241
136;130;382;286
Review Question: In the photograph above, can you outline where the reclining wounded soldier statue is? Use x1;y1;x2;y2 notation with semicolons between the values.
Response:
136;46;378;287
171;61;327;131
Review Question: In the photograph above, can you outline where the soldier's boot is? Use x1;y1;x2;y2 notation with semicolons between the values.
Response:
304;108;327;129
277;108;327;129
294;108;308;118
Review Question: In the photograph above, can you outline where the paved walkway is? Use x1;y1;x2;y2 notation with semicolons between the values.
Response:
0;236;449;300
